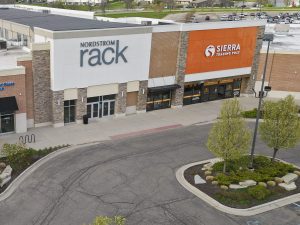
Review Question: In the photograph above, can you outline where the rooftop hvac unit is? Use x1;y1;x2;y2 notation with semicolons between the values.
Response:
141;21;152;26
0;40;7;50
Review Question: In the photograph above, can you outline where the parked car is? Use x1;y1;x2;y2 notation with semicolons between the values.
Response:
220;14;228;21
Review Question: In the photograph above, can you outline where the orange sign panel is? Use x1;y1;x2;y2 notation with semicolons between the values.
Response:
185;27;258;74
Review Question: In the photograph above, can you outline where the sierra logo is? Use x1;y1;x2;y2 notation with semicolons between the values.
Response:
205;43;241;57
80;40;128;67
205;45;216;57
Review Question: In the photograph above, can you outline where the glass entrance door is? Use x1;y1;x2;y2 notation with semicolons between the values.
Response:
0;113;14;133
103;101;109;117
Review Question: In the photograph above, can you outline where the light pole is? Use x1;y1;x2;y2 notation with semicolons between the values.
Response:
249;33;274;169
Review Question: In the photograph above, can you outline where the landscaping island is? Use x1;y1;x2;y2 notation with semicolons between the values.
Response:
184;156;300;209
0;144;69;194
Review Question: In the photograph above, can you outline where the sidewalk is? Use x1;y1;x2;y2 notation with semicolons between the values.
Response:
0;97;259;150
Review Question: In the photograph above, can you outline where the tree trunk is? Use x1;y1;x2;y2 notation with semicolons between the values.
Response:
223;160;227;173
272;148;279;162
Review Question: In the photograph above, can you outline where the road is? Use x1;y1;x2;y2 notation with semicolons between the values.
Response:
0;124;299;225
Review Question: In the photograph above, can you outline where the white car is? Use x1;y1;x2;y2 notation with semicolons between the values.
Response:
220;14;228;21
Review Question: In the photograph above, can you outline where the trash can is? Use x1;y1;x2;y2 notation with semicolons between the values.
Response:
83;115;88;125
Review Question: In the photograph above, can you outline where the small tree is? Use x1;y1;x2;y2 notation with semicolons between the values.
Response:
259;95;300;162
207;98;252;173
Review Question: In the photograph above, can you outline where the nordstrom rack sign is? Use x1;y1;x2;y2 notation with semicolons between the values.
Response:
80;40;128;67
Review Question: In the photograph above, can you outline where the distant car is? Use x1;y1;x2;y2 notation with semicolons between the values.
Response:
220;14;228;21
250;12;255;17
205;16;210;21
260;15;267;19
228;15;234;21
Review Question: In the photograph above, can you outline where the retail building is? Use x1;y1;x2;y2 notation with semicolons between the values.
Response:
0;7;265;134
256;24;300;99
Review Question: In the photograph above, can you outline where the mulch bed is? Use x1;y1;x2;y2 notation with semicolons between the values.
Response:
184;163;300;209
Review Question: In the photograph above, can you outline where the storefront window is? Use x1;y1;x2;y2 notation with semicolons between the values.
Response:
0;113;15;133
64;100;76;124
183;83;202;105
147;91;171;111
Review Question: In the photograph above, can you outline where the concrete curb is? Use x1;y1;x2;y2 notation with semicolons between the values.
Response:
176;159;300;216
0;142;98;202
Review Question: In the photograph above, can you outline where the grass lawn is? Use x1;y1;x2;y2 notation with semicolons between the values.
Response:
97;7;300;18
108;1;126;10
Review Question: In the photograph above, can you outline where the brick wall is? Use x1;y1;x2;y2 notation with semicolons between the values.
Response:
257;53;300;92
17;60;34;119
32;49;52;125
0;74;26;114
149;32;180;78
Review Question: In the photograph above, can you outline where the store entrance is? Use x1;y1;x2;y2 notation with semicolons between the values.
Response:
0;113;14;134
87;95;115;119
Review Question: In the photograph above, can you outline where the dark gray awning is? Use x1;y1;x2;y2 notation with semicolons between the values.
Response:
0;96;18;113
148;84;181;93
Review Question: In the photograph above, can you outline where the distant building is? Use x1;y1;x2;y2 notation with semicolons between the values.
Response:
0;0;15;4
47;0;104;5
256;24;300;100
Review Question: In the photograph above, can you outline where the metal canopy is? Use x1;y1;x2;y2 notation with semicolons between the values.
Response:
0;96;18;113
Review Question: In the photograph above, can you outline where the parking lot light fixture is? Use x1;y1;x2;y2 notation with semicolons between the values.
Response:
249;33;274;169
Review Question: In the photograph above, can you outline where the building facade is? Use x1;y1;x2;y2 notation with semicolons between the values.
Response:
256;24;300;99
0;8;265;134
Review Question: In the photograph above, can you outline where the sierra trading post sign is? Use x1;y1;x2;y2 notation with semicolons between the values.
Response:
186;27;257;74
80;40;128;67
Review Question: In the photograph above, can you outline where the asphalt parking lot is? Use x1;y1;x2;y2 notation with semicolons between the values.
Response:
0;124;299;225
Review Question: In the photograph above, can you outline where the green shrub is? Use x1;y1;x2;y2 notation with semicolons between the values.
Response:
212;156;249;173
247;185;271;200
215;173;232;186
215;189;252;206
2;144;36;173
241;108;259;118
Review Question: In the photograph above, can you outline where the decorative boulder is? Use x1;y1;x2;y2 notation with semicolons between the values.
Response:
282;173;298;184
202;163;213;171
205;176;214;181
229;184;247;189
279;182;297;191
194;175;206;185
220;185;228;190
267;181;276;187
0;165;12;180
294;171;300;176
258;182;267;188
239;180;257;187
212;181;219;185
0;176;11;187
204;171;212;176
274;177;284;183
0;162;6;170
